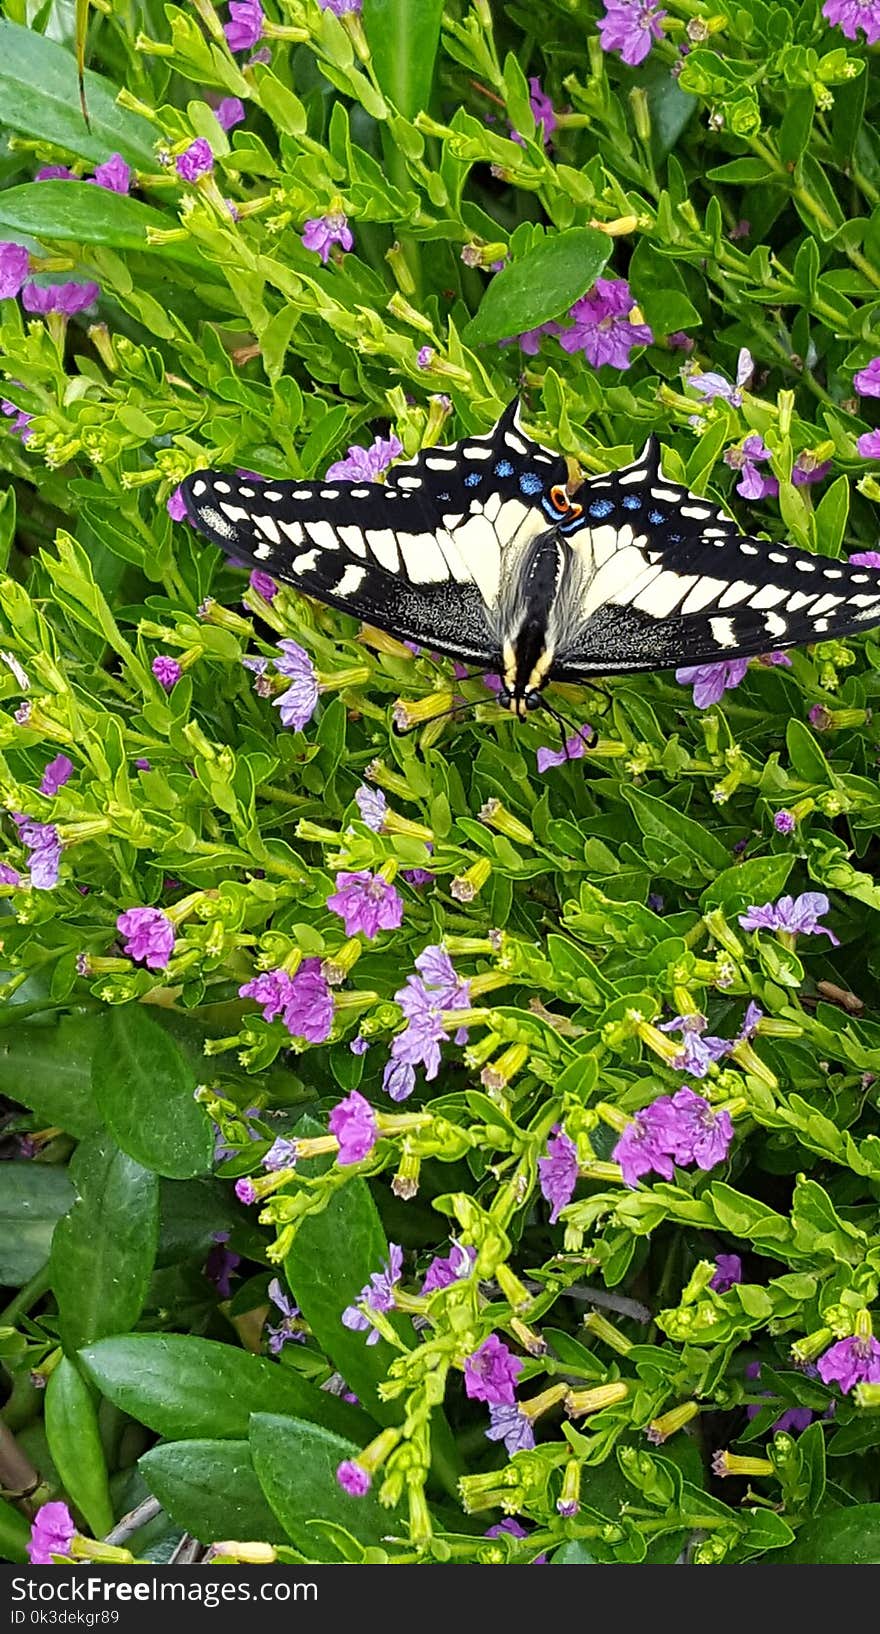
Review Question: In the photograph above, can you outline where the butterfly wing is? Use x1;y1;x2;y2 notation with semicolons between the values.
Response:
552;436;880;677
179;401;566;667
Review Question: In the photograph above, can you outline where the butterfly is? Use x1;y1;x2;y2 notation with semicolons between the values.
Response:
179;400;880;717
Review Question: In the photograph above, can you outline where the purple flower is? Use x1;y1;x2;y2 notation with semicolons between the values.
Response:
354;783;387;832
688;347;753;407
224;0;264;52
736;1001;763;1043
538;1127;578;1223
274;639;318;730
536;729;593;774
262;1137;298;1172
350;1034;369;1055
792;455;831;489
416;345;434;368
0;863;20;886
117;905;175;969
35;165;74;181
808;703;832;730
774;809;796;834
216;97;246;131
329;1089;378;1164
1;395;33;442
511;77;558;147
152;654;181;690
739;891;839;945
266;1277;305;1352
675;658;749;709
557;278;653;371
403;866;434;888
337;1459;370;1496
505;319;561;355
745;1360;814;1432
135;759;151;771
486;1401;536;1455
176;139;214;182
463;1335;523;1406
13;814;61;890
658;1013;730;1079
235;1178;257;1205
0;242;29;300
854;356;880;396
22;280;99;316
167;486;187;522
301;212;354;264
823;0;880;44
342;1243;403;1344
249;568;277;601
327;870;403;939
857;430;880;459
664;1086;734;1171
422;1241;476;1293
204;1231;240;1298
239;958;333;1043
613;1100;678;1188
597;0;667;65
382;947;471;1101
319;0;363;13
849;550;880;568
39;753;73;796
92;154;131;194
817;1334;880;1393
28;1501;75;1564
325;434;403;483
710;1253;743;1293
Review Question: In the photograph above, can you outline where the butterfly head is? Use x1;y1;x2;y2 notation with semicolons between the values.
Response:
500;636;554;717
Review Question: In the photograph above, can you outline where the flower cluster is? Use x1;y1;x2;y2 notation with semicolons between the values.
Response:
613;1087;735;1188
383;946;471;1102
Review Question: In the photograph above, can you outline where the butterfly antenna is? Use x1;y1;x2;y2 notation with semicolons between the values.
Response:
540;699;597;759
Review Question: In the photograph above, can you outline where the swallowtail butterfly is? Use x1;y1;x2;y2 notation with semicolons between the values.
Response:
180;400;880;716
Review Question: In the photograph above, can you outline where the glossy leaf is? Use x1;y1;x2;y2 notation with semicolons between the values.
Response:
463;228;612;346
250;1414;401;1559
91;1006;214;1180
50;1133;158;1355
139;1440;287;1545
769;1506;880;1563
363;0;444;120
0;19;155;167
45;1357;114;1538
0;1015;102;1138
0;183;203;262
0;1163;74;1285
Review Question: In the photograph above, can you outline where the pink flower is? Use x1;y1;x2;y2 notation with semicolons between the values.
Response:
239;959;333;1043
538;1127;578;1222
710;1253;742;1292
176;139;214;182
39;754;73;796
327;870;404;939
675;658;749;709
152;654;181;690
274;639;318;729
216;97;246;131
167;486;187;522
0;242;30;300
235;1178;257;1205
422;1241;476;1293
774;809;796;835
301;212;354;264
739;891;839;944
22;281;99;316
329;1089;378;1164
849;550;880;568
92;153;131;194
35;165;74;181
536;729;593;773
337;1459;370;1496
613;1089;734;1189
463;1335;523;1405
28;1501;75;1564
117;905;176;969
326;434;402;482
597;0;667;66
224;0;264;52
854;356;880;396
342;1244;403;1343
817;1333;880;1393
510;76;558;146
557;278;653;370
857;430;880;459
823;0;880;44
248;568;278;601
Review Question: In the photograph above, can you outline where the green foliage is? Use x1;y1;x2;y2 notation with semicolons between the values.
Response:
2;0;880;1573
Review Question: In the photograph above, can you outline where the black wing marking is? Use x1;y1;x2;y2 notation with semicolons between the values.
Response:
553;435;880;675
178;401;566;666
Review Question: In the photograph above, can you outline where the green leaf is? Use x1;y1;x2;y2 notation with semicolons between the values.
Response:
79;1334;369;1443
91;1006;214;1180
0;1496;30;1565
814;474;849;557
0;19;155;168
773;1505;880;1564
250;1414;401;1560
139;1440;287;1545
701;855;794;917
0;183;203;263
363;0;444;120
778;90;814;165
621;785;730;879
50;1133;158;1355
0;1163;74;1286
786;718;833;785
462;228;612;346
0;1015;102;1138
45;1357;114;1538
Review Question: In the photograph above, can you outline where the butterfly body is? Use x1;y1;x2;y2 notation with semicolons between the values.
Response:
179;400;880;709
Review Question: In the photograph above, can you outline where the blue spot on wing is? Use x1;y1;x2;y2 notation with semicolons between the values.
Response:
494;459;514;478
648;509;666;525
622;494;642;510
465;471;482;488
519;472;543;495
589;499;614;519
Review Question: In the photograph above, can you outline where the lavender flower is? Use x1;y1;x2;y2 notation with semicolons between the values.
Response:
486;1401;536;1455
538;1127;578;1223
739;891;839;945
557;278;653;370
326;434;403;483
28;1502;75;1564
382;945;472;1101
614;1089;733;1188
266;1278;305;1353
416;345;434;368
14;814;61;890
117;905;175;969
167;486;187;522
597;0;667;64
337;1459;370;1496
823;0;880;44
675;657;749;709
536;730;593;774
774;809;796;835
341;1243;403;1343
745;1360;813;1433
613;1100;678;1188
176;139;214;182
224;0;265;52
22;280;99;316
319;0;363;12
710;1253;742;1293
658;1012;729;1079
239;958;333;1043
327;870;403;939
152;654;181;691
463;1334;523;1405
235;1178;257;1205
854;356;880;396
403;866;434;888
92;154;131;194
422;1241;476;1293
216;97;246;131
688;347;753;407
274;639;319;730
35;165;74;181
39;754;73;797
249;568;277;601
0;863;21;886
329;1088;378;1164
262;1137;298;1172
817;1333;880;1393
0;242;29;301
849;550;880;568
1;395;32;442
511;77;558;147
505;319;562;355
354;783;387;832
301;212;354;264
